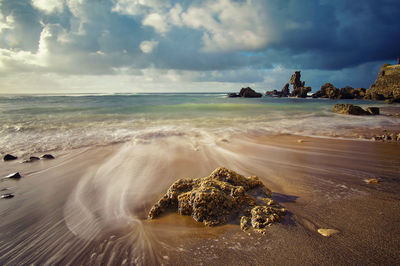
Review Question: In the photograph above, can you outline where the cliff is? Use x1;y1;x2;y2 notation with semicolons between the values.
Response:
366;64;400;102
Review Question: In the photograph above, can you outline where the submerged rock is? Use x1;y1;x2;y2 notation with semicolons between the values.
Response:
148;167;286;233
3;154;18;161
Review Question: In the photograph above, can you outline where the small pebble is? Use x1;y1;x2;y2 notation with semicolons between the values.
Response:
6;172;21;179
317;228;339;237
297;139;304;143
365;178;380;184
1;193;14;199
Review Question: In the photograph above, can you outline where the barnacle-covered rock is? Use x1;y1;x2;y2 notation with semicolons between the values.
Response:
148;167;286;234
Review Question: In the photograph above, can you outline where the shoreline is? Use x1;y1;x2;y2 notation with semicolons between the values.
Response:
1;133;400;264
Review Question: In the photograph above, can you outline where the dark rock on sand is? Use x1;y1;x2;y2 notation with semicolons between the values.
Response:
6;172;21;179
41;154;55;159
1;193;14;199
365;63;400;102
148;167;286;234
22;156;40;163
332;104;372;115
366;107;380;115
239;87;262;98
3;154;18;161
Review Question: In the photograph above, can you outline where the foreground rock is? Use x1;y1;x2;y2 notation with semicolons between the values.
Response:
365;63;400;102
148;167;286;234
3;154;18;161
333;104;379;116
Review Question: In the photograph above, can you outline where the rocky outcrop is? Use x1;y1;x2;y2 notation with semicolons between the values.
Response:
365;64;400;102
332;104;379;115
312;84;366;99
289;71;311;98
265;83;290;97
228;87;262;98
312;83;339;99
239;87;262;98
148;167;286;234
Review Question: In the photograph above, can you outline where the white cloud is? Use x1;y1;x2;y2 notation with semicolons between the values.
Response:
142;13;169;34
31;0;65;14
114;0;273;52
0;14;15;32
112;0;170;16
180;0;272;52
139;40;158;54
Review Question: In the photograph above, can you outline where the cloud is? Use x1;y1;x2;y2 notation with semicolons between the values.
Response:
139;40;158;54
31;0;64;14
142;13;169;34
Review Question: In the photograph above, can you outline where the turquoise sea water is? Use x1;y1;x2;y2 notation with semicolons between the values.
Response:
0;93;396;155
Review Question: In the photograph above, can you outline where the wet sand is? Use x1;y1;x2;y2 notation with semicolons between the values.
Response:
0;135;400;265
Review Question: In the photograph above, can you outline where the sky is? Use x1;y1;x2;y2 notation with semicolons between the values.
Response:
0;0;399;93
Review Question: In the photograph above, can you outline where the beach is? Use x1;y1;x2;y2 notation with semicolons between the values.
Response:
0;94;400;265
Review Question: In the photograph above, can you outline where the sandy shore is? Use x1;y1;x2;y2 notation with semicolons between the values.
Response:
0;134;399;265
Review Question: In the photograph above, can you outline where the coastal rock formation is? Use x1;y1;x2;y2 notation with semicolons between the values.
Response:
312;84;366;99
312;83;339;99
333;104;379;116
265;83;290;97
148;167;286;234
365;64;400;102
239;87;262;98
228;87;262;98
289;71;311;98
3;154;18;161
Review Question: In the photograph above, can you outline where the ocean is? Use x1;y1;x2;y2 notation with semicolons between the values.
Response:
0;93;396;156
